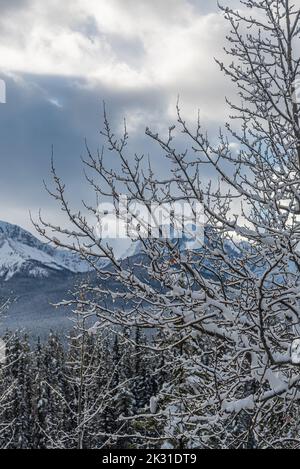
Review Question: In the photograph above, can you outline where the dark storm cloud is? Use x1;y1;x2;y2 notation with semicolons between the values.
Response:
0;73;172;221
0;0;29;12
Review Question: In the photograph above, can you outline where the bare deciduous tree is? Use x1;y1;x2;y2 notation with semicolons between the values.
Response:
34;0;300;448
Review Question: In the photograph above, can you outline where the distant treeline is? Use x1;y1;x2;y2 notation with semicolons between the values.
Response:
0;329;166;449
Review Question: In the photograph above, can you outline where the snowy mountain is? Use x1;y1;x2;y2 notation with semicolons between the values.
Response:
0;220;94;281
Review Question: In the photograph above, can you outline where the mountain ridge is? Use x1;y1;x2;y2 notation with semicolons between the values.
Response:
0;220;92;280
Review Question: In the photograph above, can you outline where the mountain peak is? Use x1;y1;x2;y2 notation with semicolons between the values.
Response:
0;219;29;237
0;220;92;281
0;220;49;250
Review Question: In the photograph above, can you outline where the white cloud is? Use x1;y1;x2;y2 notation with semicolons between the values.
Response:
0;0;234;123
48;97;63;108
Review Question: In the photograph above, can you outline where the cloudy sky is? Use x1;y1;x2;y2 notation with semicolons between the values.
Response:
0;0;239;234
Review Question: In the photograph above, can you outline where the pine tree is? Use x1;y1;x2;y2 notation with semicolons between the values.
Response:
8;334;33;448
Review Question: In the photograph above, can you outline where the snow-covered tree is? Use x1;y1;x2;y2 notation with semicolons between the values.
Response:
34;0;300;448
7;334;33;448
0;330;18;448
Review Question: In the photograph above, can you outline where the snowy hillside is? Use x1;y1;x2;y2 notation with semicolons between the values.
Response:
0;220;95;280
